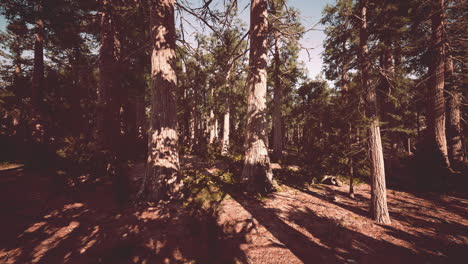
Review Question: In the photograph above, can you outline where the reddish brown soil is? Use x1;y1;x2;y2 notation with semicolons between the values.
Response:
0;160;466;264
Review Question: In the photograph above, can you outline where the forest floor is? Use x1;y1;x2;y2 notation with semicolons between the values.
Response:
0;156;467;264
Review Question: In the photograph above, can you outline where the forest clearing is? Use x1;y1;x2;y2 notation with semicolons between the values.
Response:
0;0;467;263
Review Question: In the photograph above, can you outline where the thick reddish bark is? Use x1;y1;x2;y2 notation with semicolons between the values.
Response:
138;0;183;201
241;0;276;193
427;0;450;169
360;0;391;224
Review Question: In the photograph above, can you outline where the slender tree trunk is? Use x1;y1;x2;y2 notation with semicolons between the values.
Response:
221;68;232;155
30;1;46;168
272;3;283;162
138;0;183;201
407;137;412;155
221;106;230;155
380;36;396;175
360;0;391;224
209;85;216;144
136;95;147;155
214;118;218;140
241;0;276;193
427;0;451;169
32;2;44;111
97;0;114;149
341;36;355;197
70;48;84;137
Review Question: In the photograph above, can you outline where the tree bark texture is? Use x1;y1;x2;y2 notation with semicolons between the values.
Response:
360;0;391;224
447;91;463;167
241;0;276;193
427;0;451;169
139;0;183;201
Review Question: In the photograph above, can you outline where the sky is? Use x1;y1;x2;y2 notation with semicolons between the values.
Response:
287;0;334;78
0;0;334;79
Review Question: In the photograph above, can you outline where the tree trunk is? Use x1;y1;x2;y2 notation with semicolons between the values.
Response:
32;3;44;111
97;0;129;204
70;48;84;137
97;0;115;150
136;95;147;155
241;0;276;193
221;67;232;156
427;0;451;169
138;0;183;201
221;106;230;155
214;117;218;140
447;91;463;167
272;3;282;162
360;0;391;224
380;36;397;175
341;36;354;196
209;85;216;144
30;1;46;169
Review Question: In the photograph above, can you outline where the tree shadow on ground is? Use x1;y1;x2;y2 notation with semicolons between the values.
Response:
283;184;468;263
207;175;344;263
0;164;250;264
287;207;444;264
1;159;467;263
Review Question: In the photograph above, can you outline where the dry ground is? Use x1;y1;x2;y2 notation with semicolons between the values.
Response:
0;158;467;264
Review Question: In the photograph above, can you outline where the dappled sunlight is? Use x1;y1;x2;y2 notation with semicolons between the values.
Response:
31;221;80;263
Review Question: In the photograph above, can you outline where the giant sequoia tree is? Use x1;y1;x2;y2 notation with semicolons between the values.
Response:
241;0;276;193
138;0;183;201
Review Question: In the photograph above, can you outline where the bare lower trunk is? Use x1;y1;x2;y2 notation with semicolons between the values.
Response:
360;0;390;224
214;118;218;140
427;0;450;169
190;114;195;150
447;91;463;167
221;106;230;155
241;0;276;193
348;122;355;197
138;0;183;202
221;68;232;156
136;95;146;145
209;110;215;144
